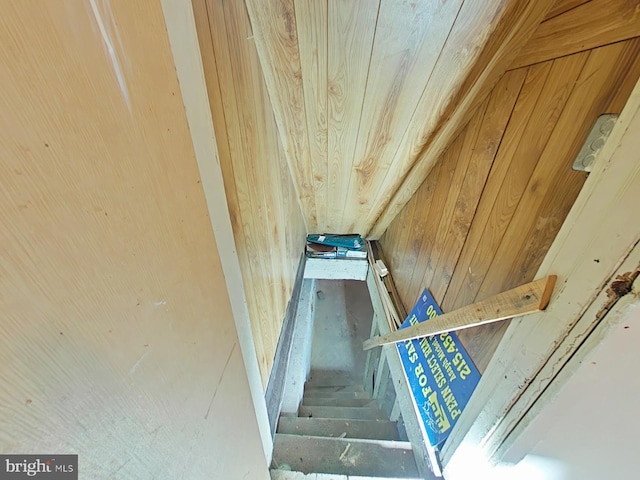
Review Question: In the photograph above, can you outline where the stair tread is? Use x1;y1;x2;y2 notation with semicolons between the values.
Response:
277;417;400;441
299;405;387;421
271;471;423;480
272;434;419;478
302;397;377;408
305;385;365;394
303;390;370;399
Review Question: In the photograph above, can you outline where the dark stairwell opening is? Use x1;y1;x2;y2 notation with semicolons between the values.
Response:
270;279;426;479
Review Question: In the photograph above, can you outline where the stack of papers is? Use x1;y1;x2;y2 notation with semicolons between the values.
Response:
305;234;367;259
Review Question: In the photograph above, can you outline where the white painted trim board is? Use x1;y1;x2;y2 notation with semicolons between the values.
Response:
159;0;273;464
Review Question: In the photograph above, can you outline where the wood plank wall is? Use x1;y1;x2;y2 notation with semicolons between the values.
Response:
380;4;640;372
0;2;268;477
192;0;307;386
243;0;555;236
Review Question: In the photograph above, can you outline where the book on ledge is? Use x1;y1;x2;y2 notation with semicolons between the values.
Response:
305;234;367;259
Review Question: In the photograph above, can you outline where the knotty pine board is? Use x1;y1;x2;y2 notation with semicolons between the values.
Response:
243;0;553;236
343;0;463;234
192;0;306;385
244;0;318;231
325;0;378;233
367;0;556;238
295;0;328;231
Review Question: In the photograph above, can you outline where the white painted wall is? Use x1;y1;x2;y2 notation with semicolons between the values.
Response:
447;304;640;480
512;304;640;480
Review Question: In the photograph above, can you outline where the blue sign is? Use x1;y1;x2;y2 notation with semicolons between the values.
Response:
396;289;481;449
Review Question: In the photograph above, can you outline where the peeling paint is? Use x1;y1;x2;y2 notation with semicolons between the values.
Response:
598;267;640;322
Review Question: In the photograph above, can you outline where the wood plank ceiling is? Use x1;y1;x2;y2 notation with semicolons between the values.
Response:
244;0;556;236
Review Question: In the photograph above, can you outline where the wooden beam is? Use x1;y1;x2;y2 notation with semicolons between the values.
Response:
367;0;556;239
369;267;399;332
363;276;556;350
367;241;405;330
511;0;640;70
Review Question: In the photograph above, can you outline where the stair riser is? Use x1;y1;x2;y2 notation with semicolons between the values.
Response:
304;385;364;394
306;372;357;387
302;398;377;408
277;417;400;441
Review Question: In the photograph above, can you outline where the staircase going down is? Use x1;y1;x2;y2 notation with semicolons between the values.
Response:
270;372;421;479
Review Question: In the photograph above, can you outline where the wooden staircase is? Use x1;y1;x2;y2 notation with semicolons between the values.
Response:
270;372;421;479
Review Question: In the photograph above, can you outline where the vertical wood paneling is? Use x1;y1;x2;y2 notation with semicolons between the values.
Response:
387;187;418;300
428;69;527;303
478;39;640;299
382;183;415;308
326;0;379;232
380;34;640;372
401;161;442;307
367;0;556;238
242;0;318;231
447;53;588;315
229;0;283;356
441;62;552;315
345;0;463;233
192;0;268;381
295;0;327;231
413;130;468;300
404;156;455;307
193;0;306;384
245;0;318;231
245;0;553;236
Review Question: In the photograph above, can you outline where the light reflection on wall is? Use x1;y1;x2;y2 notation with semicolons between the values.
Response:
445;445;568;480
